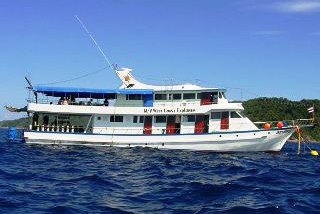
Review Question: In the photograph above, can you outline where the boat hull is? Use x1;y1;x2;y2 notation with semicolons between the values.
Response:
24;128;294;152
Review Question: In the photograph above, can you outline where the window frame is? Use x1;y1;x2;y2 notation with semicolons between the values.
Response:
183;93;196;100
133;116;138;123
110;115;124;123
126;94;143;100
139;116;144;123
184;115;196;122
155;116;167;123
211;112;221;119
154;94;167;100
230;111;243;118
196;93;202;99
172;93;182;100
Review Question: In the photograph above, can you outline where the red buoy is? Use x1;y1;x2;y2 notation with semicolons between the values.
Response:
264;123;271;130
277;122;284;129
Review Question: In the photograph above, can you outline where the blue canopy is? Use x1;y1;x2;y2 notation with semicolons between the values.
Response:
33;86;153;99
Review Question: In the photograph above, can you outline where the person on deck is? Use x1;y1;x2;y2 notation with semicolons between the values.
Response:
62;97;68;105
104;98;109;106
58;97;63;105
87;99;93;106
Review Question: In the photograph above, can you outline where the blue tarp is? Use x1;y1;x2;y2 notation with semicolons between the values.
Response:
33;86;153;98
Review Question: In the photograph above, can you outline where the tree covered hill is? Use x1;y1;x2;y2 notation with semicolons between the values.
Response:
0;117;30;128
1;97;319;140
243;97;319;141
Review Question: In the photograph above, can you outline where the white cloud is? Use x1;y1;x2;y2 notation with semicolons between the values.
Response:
272;1;320;13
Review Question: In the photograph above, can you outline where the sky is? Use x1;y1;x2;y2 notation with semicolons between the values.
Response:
1;0;320;120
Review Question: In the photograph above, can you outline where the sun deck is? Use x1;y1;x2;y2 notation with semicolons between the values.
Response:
30;85;228;107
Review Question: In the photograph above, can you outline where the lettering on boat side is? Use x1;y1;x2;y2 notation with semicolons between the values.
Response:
143;108;196;114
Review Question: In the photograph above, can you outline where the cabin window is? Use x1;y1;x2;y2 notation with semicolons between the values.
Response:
183;93;195;100
139;116;144;123
211;92;218;104
230;111;242;118
110;115;123;123
211;112;221;119
126;94;143;100
168;94;173;100
133;116;138;123
97;116;102;121
173;94;182;100
196;93;201;99
155;94;167;100
219;92;225;99
184;115;196;122
238;112;246;118
155;116;166;123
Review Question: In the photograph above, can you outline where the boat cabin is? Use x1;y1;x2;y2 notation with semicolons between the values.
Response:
27;85;256;136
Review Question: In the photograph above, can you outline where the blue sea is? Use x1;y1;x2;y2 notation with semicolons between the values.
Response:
0;128;319;214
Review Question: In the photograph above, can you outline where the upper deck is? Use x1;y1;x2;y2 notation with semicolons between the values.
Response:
28;67;243;114
28;84;238;113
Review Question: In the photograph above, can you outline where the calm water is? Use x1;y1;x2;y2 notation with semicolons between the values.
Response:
0;128;319;214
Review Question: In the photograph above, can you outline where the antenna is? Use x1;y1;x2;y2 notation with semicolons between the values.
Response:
75;15;116;72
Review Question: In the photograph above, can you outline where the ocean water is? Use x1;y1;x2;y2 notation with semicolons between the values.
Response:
0;128;319;214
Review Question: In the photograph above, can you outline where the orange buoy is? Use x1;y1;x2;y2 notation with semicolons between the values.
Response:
264;123;271;130
277;122;284;129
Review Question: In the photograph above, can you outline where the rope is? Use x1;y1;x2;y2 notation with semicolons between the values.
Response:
35;66;108;86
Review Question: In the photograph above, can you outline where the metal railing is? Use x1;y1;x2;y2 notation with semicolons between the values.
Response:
27;122;257;135
28;98;111;106
28;119;314;135
27;98;230;108
254;118;314;129
28;125;206;135
29;125;88;133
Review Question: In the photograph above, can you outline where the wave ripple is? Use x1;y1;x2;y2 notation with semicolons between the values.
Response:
0;129;319;213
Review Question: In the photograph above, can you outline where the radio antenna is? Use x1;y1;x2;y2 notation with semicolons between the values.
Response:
75;15;116;71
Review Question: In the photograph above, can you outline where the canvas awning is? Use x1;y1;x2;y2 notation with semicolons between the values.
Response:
32;86;153;99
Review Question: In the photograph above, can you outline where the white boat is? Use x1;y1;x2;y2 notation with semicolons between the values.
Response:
23;67;312;152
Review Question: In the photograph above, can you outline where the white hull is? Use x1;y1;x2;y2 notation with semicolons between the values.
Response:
24;128;294;152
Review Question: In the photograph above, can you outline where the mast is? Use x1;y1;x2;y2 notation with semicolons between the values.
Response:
75;15;116;73
74;15;165;89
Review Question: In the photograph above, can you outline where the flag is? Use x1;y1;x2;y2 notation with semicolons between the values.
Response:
308;107;314;113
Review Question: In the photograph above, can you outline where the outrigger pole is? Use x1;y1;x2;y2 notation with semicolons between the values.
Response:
25;76;38;103
74;15;117;72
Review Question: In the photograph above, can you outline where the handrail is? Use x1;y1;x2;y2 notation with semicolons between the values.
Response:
29;124;87;133
27;98;111;106
254;118;314;129
29;117;314;135
27;98;225;107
